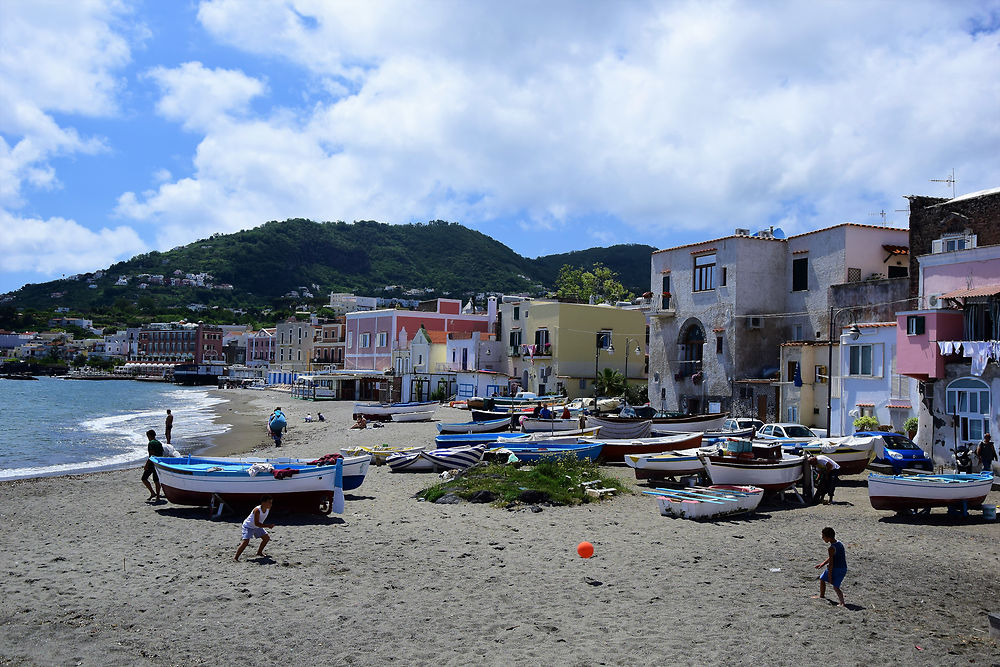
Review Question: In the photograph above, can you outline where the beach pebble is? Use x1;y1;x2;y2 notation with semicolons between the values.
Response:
469;490;498;504
434;493;463;505
518;489;549;504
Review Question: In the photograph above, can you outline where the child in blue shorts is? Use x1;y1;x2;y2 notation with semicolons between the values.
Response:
812;526;847;606
234;495;274;561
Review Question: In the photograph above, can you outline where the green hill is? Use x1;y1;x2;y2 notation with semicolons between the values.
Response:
2;219;655;316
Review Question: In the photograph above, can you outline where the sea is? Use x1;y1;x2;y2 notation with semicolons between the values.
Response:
0;376;229;481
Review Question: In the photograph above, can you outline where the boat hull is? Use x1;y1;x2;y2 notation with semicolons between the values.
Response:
700;454;805;491
868;473;993;511
389;445;486;472
353;401;437;419
590;432;704;462
625;448;706;479
392;411;434;422
520;418;582;433
437;418;512;434
647;485;763;519
489;442;604;463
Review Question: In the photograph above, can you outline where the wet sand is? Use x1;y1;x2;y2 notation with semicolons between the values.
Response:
1;389;998;665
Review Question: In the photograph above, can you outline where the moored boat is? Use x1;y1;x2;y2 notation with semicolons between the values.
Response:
487;442;604;463
867;472;994;511
644;484;764;519
392;410;434;423
624;447;707;480
584;416;652;439
150;454;370;514
798;435;876;475
698;441;805;492
600;411;728;432
341;444;425;465
353;400;437;420
388;445;486;472
520;417;582;433
582;432;704;462
437;417;512;434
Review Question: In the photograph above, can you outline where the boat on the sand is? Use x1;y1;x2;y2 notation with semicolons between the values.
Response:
581;432;703;462
437;417;512;434
643;484;763;520
624;447;708;480
867;472;994;512
486;442;604;463
698;441;805;492
387;444;486;472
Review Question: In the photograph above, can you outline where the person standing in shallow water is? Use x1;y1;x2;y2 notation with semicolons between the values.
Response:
165;409;173;444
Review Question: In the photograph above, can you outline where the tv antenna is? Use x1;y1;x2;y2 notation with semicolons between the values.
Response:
869;209;887;226
930;168;956;198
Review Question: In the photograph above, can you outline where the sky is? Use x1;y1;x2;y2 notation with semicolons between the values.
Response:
2;0;999;295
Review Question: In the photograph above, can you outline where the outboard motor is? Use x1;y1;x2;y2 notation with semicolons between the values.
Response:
952;444;974;473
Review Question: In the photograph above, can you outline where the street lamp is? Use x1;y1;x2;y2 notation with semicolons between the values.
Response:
622;337;642;395
594;332;613;398
825;307;863;435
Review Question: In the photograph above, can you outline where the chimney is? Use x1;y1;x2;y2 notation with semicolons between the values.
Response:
487;296;498;330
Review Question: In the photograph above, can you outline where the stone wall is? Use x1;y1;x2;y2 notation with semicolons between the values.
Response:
828;276;913;324
907;190;1000;297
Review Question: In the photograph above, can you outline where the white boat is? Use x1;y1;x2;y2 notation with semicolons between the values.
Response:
437;417;511;434
520;417;582;433
497;427;602;444
699;450;805;492
624;447;707;480
798;435;876;475
150;454;371;514
392;410;434;423
388;445;486;472
648;413;728;433
644;485;763;519
353;400;437;418
341;444;425;465
868;472;994;511
581;432;704;462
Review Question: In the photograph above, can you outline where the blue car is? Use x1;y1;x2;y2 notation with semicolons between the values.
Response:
856;431;933;473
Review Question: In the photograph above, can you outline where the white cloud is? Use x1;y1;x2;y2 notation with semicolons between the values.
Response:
0;211;146;275
118;1;1000;247
0;0;133;207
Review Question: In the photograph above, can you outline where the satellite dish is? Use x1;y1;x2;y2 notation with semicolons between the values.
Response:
771;227;786;239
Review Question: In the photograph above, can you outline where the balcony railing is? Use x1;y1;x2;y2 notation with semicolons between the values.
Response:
639;297;675;317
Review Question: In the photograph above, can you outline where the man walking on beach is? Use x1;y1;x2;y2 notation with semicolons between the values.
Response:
977;433;996;473
165;409;173;444
142;429;164;501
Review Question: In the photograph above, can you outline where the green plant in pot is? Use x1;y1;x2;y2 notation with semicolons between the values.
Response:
853;415;880;432
903;416;918;439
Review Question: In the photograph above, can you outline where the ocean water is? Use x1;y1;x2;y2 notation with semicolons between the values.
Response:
0;376;229;481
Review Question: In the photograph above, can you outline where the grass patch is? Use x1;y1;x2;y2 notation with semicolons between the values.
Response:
418;456;632;506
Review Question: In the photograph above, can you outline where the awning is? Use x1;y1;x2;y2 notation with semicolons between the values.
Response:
882;244;909;255
939;284;1000;299
886;403;911;409
855;402;875;408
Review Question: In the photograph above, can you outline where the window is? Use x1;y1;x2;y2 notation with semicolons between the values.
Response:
946;377;990;444
513;306;519;320
534;328;550;349
360;333;371;348
720;267;727;286
793;325;803;341
848;344;872;376
661;275;672;309
376;332;388;347
906;316;925;336
579;379;587;390
847;267;861;282
888;265;908;278
596;331;612;349
787;406;799;422
932;234;977;253
509;330;522;349
815;365;827;384
347;332;353;348
693;254;715;291
792;257;808;291
716;336;723;354
679;323;705;376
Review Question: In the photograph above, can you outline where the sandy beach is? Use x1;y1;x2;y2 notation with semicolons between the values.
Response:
1;389;999;666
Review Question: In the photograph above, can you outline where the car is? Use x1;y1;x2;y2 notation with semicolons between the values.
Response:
756;422;820;444
723;418;763;435
855;431;933;473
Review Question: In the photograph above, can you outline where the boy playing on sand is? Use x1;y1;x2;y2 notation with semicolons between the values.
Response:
235;495;275;561
812;527;847;606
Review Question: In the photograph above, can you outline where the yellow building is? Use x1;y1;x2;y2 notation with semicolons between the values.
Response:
499;299;648;398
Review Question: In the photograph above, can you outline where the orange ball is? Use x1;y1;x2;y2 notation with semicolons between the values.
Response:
577;541;594;558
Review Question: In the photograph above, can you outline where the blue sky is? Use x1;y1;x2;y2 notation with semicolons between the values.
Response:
2;0;999;294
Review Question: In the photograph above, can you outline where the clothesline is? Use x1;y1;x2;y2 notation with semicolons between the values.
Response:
936;340;1000;376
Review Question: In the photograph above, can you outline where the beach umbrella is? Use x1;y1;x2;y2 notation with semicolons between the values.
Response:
333;458;345;514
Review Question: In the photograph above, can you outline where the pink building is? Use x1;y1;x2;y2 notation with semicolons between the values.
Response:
247;328;276;368
897;242;1000;463
345;299;493;371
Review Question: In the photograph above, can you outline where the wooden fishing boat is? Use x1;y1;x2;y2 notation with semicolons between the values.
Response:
391;410;434;423
500;428;601;443
435;432;530;448
472;408;527;421
867;472;994;511
341;444;425;465
624;447;707;480
600;411;728;432
488;442;604;463
678;427;754;441
353;400;437;420
698;441;805;491
520;417;582;433
798;435;876;475
643;484;763;520
581;432;704;462
437;417;512;434
150;455;369;514
388;445;486;472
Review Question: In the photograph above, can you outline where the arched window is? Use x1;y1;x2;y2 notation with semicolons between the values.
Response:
679;322;705;377
946;377;990;443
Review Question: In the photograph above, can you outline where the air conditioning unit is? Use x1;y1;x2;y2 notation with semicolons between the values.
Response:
927;294;951;309
748;316;763;329
735;228;750;236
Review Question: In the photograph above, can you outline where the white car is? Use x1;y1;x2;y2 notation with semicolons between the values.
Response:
756;423;819;445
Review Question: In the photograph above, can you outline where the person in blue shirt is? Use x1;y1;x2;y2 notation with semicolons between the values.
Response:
538;404;553;420
812;526;847;606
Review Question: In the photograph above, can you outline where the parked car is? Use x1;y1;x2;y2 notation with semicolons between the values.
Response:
756;423;819;444
855;431;933;473
723;418;763;435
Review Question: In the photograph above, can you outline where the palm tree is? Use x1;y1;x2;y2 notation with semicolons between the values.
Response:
594;368;625;397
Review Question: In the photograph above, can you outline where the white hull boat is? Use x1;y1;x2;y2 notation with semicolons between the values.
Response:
437;417;511;434
799;435;876;475
624;447;707;479
585;416;652;439
699;453;805;491
868;472;994;511
392;410;434;422
520;417;582;433
645;485;763;519
388;445;486;472
353;401;437;418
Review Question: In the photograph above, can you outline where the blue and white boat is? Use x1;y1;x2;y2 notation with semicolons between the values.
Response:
487;441;604;463
150;454;370;514
388;445;486;472
353;400;437;419
868;472;994;512
437;417;512;434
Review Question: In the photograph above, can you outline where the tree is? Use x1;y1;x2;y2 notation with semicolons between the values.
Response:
555;263;633;304
594;368;626;397
624;383;648;405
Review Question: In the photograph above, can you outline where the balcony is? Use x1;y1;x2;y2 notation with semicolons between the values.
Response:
639;297;675;317
520;343;553;357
